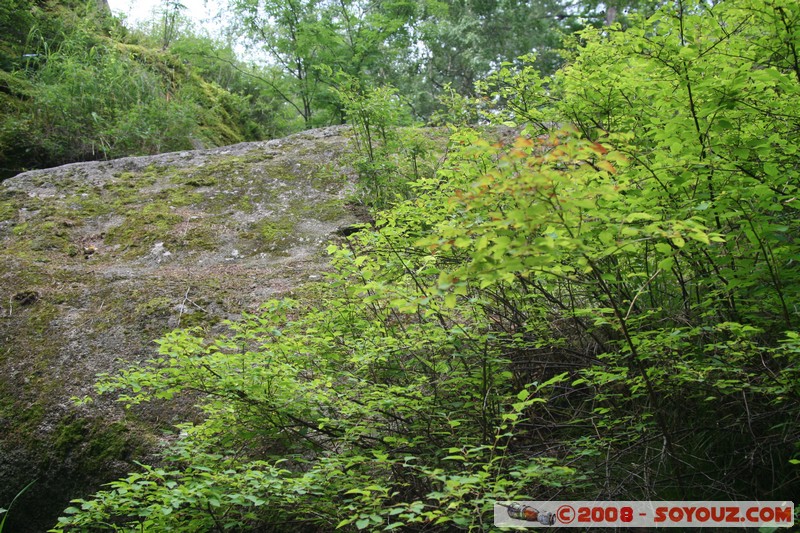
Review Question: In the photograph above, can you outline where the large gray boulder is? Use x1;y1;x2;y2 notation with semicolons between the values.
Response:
0;126;360;531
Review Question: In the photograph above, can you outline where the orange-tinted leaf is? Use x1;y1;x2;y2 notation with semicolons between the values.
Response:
597;160;617;174
514;136;535;148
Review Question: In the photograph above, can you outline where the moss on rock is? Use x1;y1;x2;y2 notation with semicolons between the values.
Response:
0;126;373;532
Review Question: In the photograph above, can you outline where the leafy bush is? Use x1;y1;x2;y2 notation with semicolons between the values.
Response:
53;0;800;530
334;74;437;208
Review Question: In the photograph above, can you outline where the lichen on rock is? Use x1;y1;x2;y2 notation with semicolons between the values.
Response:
0;126;362;532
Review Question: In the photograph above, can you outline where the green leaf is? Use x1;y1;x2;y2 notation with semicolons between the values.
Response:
655;242;672;254
657;257;675;270
444;293;457;308
763;163;778;177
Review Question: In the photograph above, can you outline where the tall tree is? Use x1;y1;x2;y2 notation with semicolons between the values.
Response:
159;0;188;50
416;0;574;91
226;0;668;125
228;0;334;126
228;0;416;127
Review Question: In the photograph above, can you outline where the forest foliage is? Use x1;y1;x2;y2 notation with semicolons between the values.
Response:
0;0;272;178
48;0;800;531
1;0;631;179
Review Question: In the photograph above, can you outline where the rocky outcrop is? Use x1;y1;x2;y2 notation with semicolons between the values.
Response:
0;126;361;531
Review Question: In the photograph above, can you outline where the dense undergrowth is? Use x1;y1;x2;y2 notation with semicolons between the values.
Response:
52;0;800;530
0;0;269;179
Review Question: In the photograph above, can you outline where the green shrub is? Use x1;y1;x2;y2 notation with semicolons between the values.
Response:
52;1;800;530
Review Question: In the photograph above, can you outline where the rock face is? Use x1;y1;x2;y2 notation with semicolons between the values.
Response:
0;126;360;531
